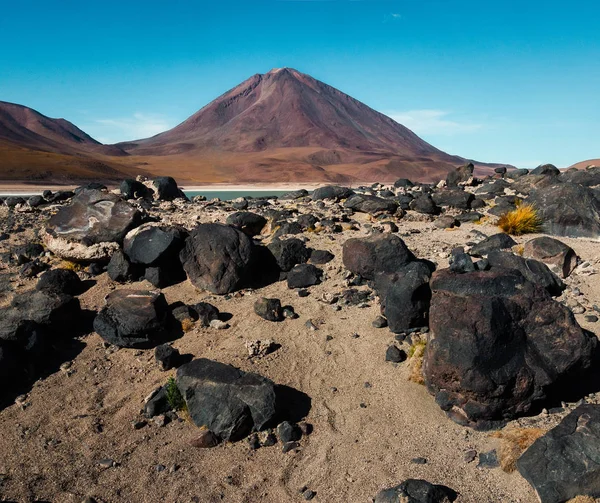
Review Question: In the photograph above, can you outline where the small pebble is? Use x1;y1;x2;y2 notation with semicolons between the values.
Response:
464;450;477;463
411;457;427;464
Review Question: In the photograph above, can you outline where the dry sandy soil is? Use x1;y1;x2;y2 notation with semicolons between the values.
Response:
0;197;599;503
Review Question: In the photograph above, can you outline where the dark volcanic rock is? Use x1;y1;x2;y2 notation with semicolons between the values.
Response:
192;302;220;327
432;189;474;210
522;236;578;278
176;358;277;441
311;185;355;201
107;250;142;283
517;404;600;503
309;249;335;264
152;176;187;201
268;238;311;272
528;183;600;238
120;179;153;200
344;194;398;214
124;224;186;267
45;189;143;246
394;178;414;188
180;223;254;294
469;233;516;257
36;268;82;295
226;212;267;236
424;268;597;429
409;194;440;215
374;479;457;503
287;264;323;289
448;247;475;274
254;298;283;322
486;251;565;296
375;261;433;333
93;290;171;348
154;344;181;371
446;163;474;187
343;234;415;280
530;163;560;176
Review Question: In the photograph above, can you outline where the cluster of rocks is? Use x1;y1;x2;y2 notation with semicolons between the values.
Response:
2;164;600;501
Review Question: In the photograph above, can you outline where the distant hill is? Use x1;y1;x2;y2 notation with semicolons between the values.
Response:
568;158;600;170
0;101;139;183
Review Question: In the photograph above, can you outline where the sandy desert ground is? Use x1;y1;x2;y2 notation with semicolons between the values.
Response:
1;186;599;503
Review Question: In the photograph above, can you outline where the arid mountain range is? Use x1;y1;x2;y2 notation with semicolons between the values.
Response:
0;68;581;185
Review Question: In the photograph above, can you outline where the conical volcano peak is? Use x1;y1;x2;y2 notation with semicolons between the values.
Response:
114;69;502;183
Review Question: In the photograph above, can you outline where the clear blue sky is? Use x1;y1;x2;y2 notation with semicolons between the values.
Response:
1;0;598;168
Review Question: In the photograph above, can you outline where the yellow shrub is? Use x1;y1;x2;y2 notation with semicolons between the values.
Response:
59;260;84;272
567;497;597;503
490;427;546;472
408;342;426;385
497;204;542;235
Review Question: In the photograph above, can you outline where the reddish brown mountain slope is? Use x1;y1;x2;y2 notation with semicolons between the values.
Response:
568;159;600;170
118;68;505;183
0;101;126;157
0;101;141;183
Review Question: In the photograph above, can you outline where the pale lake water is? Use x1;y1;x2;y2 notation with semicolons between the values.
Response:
0;190;292;200
184;190;290;200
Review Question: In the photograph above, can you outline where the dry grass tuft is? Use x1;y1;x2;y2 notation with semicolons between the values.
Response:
180;318;195;333
566;497;598;503
497;203;542;235
490;427;546;472
59;260;84;272
408;341;427;385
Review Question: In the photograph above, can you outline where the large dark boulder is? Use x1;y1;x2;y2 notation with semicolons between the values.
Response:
530;163;560;176
107;249;142;283
423;268;597;429
375;261;433;333
176;358;277;441
486;251;564;296
0;291;81;341
45;189;142;245
517;404;600;503
152;176;187;201
527;183;600;238
123;224;187;288
93;290;171;348
409;194;440;215
522;236;578;278
311;185;355;201
287;264;323;289
35;268;82;295
446;163;474;187
43;189;143;261
432;189;474;210
343;234;415;280
559;166;600;187
120;179;153;200
226;212;267;236
374;479;457;503
267;238;311;272
344;194;398;214
469;233;516;257
179;223;254;294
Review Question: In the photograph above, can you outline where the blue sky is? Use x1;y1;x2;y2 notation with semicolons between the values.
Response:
1;0;598;168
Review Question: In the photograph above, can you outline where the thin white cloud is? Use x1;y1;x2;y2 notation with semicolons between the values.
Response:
385;109;482;136
84;113;174;144
383;12;402;22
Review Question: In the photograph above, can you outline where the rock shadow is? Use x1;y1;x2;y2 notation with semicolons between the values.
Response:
274;384;312;424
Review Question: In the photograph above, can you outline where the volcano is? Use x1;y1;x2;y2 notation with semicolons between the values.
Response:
118;68;505;183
